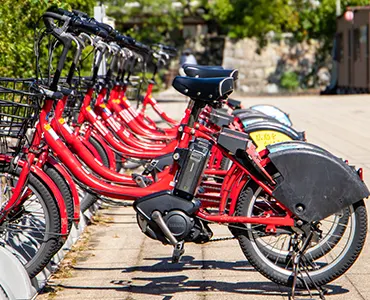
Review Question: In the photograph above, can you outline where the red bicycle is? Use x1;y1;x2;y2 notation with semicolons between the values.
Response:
1;9;367;298
38;11;369;295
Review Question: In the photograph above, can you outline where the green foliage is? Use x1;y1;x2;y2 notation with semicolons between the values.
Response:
107;0;200;44
204;0;368;47
204;0;300;47
0;0;95;78
280;71;299;90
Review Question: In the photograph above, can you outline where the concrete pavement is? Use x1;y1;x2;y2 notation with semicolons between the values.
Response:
38;94;370;300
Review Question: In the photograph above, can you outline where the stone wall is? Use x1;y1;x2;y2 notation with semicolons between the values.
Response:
222;37;331;94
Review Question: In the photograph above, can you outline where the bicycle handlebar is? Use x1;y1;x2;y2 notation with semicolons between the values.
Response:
43;11;108;39
115;34;151;56
45;9;152;57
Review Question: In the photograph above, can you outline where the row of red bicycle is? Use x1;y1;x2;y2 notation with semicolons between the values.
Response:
0;8;368;299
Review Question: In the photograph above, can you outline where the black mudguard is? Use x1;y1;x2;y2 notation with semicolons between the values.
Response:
234;109;274;119
267;141;369;222
244;121;304;141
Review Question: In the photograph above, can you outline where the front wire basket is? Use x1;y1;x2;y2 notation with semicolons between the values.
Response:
0;78;43;158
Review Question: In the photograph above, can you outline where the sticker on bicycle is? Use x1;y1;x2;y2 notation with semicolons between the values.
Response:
123;129;130;138
86;106;98;118
44;124;59;141
58;118;74;135
113;136;121;144
154;104;164;114
100;104;113;117
94;120;109;136
150;97;157;104
249;130;292;151
119;109;134;123
106;117;121;132
128;106;139;117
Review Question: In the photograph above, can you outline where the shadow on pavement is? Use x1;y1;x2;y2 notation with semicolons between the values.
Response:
73;256;253;273
66;256;349;298
52;275;349;298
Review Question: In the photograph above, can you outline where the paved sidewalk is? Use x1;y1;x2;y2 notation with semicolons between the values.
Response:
38;94;370;300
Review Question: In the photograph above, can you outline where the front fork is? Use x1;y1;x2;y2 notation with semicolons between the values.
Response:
0;153;34;223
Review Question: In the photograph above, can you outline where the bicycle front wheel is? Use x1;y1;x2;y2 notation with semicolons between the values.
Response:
0;166;62;278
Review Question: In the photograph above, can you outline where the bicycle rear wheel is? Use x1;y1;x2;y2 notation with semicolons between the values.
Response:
235;180;367;288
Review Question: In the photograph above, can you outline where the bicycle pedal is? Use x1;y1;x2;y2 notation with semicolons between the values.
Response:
171;241;185;263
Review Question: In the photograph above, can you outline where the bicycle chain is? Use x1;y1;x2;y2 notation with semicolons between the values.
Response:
209;236;236;242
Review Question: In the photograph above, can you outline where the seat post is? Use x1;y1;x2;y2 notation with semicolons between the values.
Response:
187;99;205;128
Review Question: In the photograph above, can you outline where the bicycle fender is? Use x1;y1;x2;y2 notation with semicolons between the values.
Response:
17;160;69;236
267;141;370;222
47;156;80;222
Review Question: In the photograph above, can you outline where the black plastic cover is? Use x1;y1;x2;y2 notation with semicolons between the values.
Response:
267;141;370;222
209;109;234;127
217;127;250;155
134;190;201;221
227;98;242;109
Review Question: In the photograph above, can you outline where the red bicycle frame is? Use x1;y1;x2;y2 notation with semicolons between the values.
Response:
40;92;295;227
141;82;178;126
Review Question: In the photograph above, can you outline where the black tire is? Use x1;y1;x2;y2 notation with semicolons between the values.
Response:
44;164;74;231
80;191;97;213
234;181;367;288
88;136;110;168
115;153;124;173
0;167;62;278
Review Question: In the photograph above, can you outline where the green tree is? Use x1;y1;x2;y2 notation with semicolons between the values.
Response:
204;0;300;47
0;0;95;78
107;0;201;44
204;0;369;46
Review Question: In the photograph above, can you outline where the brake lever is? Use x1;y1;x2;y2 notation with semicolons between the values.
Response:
79;32;94;46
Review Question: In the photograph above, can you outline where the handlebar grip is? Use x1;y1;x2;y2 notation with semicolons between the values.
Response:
72;19;109;38
43;11;70;30
56;8;74;17
96;21;115;35
43;11;70;22
39;86;64;100
134;41;151;54
116;34;136;45
72;9;89;18
162;44;177;53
